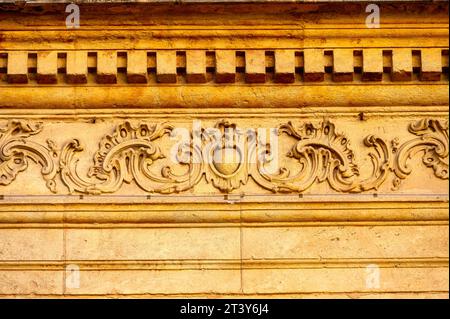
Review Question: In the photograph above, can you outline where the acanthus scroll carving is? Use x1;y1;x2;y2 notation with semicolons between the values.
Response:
60;121;202;195
253;120;391;193
0;120;58;192
0;118;448;195
392;119;449;190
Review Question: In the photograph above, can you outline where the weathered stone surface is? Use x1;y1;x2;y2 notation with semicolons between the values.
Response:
156;51;177;83
65;228;240;260
392;48;413;81
36;51;57;84
303;49;324;82
362;49;383;81
333;49;354;82
215;50;236;83
96;51;117;84
127;50;148;84
242;226;449;260
245;50;266;83
421;48;443;81
6;51;28;84
274;50;295;83
0;1;448;299
186;50;207;83
66;51;88;84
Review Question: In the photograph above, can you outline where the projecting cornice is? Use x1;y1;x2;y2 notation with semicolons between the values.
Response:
0;1;448;108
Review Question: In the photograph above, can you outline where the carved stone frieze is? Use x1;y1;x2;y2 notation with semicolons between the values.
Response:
0;118;448;195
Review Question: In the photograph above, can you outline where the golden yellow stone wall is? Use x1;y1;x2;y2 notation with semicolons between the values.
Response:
0;1;448;298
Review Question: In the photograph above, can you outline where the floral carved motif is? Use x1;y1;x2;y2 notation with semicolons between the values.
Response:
0;119;448;195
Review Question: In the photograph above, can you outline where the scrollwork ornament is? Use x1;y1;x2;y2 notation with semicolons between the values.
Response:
0;118;448;195
60;121;202;194
392;119;449;189
251;120;391;193
0;120;58;192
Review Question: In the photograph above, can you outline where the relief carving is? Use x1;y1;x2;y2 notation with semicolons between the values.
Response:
60;121;202;194
201;120;252;192
0;120;58;192
392;119;449;190
0;118;448;195
253;121;391;193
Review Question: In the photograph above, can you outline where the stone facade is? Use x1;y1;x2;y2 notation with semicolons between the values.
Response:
0;0;448;298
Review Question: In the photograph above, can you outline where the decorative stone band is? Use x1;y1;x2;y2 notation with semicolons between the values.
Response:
0;118;448;195
0;48;448;85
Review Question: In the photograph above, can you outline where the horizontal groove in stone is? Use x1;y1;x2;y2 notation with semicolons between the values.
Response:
0;258;448;271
